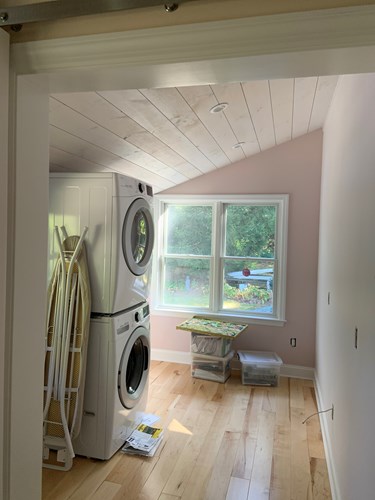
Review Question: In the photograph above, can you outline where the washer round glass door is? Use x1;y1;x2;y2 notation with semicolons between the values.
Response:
122;198;154;276
118;326;149;409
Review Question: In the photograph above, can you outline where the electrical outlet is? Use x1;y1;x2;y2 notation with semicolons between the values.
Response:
331;404;334;420
290;338;296;347
355;327;358;349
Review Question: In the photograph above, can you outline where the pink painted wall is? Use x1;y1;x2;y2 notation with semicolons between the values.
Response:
151;130;323;367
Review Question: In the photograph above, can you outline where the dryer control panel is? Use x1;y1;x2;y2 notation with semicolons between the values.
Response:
115;302;150;335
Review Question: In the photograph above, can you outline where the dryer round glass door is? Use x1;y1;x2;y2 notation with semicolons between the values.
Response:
118;326;150;409
122;198;154;276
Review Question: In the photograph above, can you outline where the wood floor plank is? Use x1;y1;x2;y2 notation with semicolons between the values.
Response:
310;457;332;499
180;405;233;500
226;477;250;500
270;379;292;499
42;467;67;497
290;407;313;500
225;393;249;433
69;455;121;500
137;425;192;499
43;457;97;500
232;388;263;480
275;376;290;424
204;431;242;500
247;409;276;500
151;363;190;399
290;378;305;409
111;458;160;499
270;424;291;499
89;480;121;499
149;360;169;383
162;405;217;497
262;387;277;413
107;454;153;485
303;386;326;460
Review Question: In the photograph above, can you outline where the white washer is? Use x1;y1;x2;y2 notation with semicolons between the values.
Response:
49;173;154;314
72;302;150;460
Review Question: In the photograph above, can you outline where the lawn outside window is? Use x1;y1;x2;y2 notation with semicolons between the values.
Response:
152;195;288;326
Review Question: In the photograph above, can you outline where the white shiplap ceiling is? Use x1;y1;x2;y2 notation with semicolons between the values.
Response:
49;75;338;192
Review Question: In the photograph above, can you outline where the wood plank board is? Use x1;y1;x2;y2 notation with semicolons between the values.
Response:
140;86;229;169
226;477;250;500
98;89;217;173
49;145;174;191
51;92;202;179
269;79;293;145
89;481;121;500
177;85;245;164
290;407;313;499
303;386;326;460
241;80;276;152
204;431;242;500
247;409;276;500
50;126;184;183
212;83;260;158
292;77;317;139
308;76;339;132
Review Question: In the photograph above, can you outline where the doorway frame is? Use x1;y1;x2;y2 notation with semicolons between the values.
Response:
4;6;375;498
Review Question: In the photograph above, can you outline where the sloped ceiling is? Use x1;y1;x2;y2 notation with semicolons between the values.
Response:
50;75;338;192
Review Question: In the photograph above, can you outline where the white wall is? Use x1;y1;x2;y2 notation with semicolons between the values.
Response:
316;74;375;500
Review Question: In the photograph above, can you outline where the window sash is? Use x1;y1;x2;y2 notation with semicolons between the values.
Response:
154;195;288;323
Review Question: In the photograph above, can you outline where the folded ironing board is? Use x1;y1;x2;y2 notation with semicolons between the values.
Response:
43;226;91;471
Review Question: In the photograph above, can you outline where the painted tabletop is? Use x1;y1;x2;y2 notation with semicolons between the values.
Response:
176;316;248;338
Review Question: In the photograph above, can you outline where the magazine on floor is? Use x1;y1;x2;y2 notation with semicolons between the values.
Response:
121;423;164;457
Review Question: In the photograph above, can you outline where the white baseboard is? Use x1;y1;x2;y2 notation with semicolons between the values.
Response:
151;349;315;380
151;348;191;365
280;363;315;380
314;372;341;500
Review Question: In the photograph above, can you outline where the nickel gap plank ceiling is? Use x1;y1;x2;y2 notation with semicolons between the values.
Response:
49;77;338;192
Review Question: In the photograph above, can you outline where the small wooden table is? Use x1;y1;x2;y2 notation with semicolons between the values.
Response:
177;317;248;382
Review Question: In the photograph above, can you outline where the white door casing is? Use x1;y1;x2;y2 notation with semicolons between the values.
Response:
6;6;375;499
0;26;9;500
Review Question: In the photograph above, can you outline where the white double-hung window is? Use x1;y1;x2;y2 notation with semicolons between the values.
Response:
153;195;288;324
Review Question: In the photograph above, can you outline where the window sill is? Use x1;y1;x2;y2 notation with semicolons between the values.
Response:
151;306;286;327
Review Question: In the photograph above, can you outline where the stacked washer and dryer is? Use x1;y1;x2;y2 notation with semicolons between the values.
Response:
49;173;154;460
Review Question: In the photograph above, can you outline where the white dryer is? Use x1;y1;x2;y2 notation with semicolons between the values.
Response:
49;173;154;314
72;302;150;460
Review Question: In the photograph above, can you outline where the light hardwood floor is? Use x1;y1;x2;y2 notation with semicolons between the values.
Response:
42;361;332;500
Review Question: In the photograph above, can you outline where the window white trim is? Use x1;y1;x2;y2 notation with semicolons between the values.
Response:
152;194;288;325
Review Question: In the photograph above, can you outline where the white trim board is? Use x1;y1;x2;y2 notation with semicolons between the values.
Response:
11;6;375;75
10;6;375;94
151;348;315;380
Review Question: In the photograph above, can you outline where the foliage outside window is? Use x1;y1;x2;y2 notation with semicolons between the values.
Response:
154;195;288;323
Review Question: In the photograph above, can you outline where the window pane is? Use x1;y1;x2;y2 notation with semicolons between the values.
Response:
225;205;276;258
162;258;210;308
223;260;274;314
166;205;212;255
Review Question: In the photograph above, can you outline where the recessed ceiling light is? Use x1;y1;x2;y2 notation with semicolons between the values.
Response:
232;142;245;149
209;102;228;113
